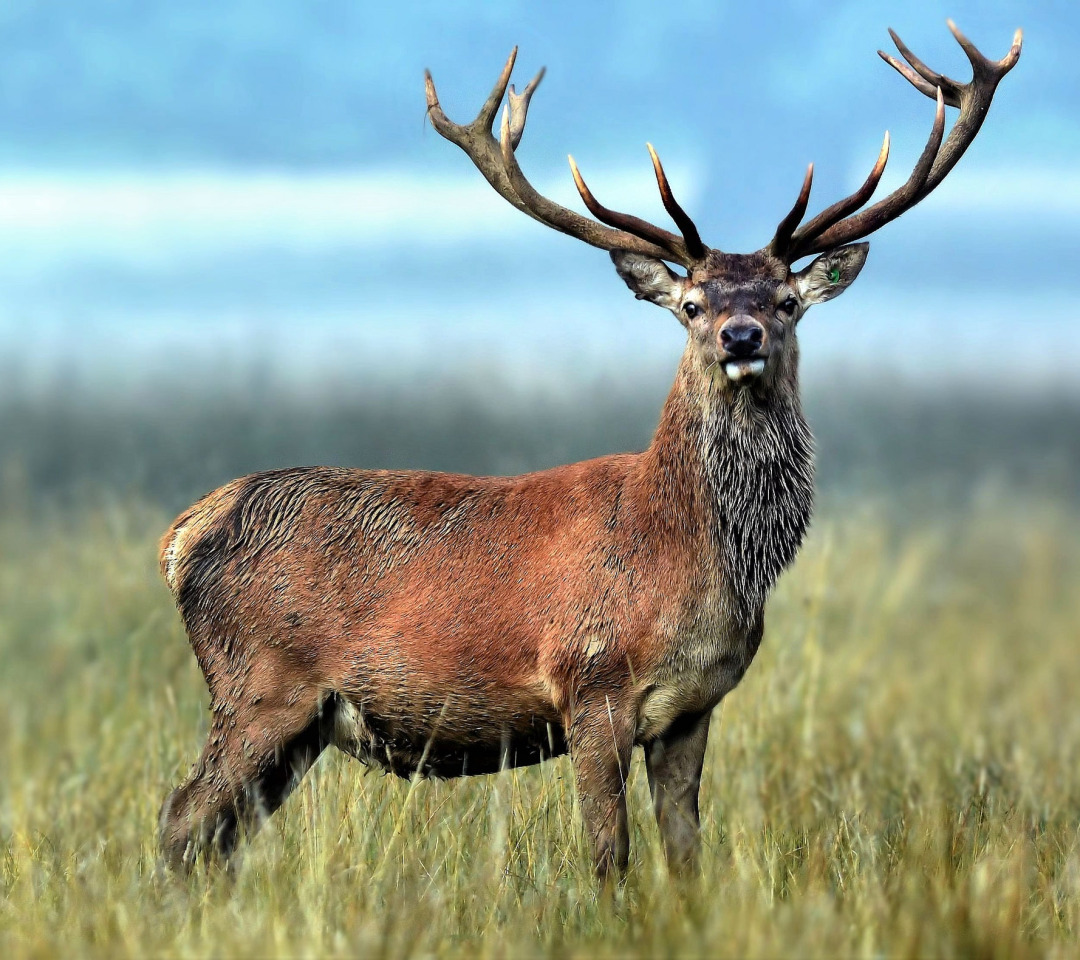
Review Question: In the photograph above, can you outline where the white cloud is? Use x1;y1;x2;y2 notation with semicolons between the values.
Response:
0;165;700;267
856;164;1080;220
924;168;1080;217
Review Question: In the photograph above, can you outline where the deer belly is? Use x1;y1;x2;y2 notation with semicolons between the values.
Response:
330;695;567;779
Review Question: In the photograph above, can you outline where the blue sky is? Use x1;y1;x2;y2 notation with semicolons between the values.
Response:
0;0;1075;393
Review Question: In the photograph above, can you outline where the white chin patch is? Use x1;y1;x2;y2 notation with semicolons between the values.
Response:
723;359;766;383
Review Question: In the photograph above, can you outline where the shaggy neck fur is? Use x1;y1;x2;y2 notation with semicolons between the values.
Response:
646;350;815;622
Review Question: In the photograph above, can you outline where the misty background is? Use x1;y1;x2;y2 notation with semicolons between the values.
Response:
0;0;1077;513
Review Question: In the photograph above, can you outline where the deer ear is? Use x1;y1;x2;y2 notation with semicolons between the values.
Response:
610;250;686;312
793;243;869;306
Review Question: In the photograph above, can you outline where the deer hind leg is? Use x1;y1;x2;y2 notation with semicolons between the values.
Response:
568;698;635;881
644;710;711;874
159;693;331;872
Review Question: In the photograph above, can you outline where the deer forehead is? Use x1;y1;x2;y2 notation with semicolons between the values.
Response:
690;278;791;313
680;253;792;312
685;253;784;297
688;251;786;284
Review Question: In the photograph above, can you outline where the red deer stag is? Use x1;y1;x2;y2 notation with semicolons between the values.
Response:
159;21;1021;878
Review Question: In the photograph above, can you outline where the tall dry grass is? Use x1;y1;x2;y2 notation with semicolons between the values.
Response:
1;492;1078;958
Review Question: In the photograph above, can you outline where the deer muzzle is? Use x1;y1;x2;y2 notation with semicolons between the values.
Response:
719;316;768;383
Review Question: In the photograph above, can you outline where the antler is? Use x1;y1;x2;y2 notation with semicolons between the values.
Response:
425;49;707;268
769;20;1022;263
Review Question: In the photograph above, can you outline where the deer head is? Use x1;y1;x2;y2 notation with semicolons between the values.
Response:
426;21;1021;394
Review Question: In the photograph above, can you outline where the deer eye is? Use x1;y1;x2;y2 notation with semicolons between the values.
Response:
778;296;798;317
683;302;701;320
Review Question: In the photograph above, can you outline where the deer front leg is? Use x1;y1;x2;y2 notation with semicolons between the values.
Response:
568;699;634;881
644;710;711;874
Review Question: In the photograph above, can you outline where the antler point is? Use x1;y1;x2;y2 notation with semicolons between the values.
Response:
567;154;585;186
423;71;442;112
567;155;595;207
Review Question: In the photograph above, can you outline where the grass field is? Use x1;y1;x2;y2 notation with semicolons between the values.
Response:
1;492;1079;958
2;381;1079;957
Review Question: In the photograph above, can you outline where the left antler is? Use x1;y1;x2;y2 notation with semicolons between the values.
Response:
769;20;1022;263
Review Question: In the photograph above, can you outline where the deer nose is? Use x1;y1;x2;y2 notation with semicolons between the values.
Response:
720;318;765;358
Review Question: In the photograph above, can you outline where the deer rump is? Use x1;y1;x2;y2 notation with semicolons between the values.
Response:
161;460;690;781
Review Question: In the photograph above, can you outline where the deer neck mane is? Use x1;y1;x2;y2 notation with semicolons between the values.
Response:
643;349;815;620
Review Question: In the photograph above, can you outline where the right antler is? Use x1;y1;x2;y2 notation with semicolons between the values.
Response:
769;20;1022;263
425;49;708;269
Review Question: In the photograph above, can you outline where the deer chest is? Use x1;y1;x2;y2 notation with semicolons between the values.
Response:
635;589;764;742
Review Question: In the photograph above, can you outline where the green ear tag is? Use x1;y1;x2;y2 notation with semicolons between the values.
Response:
828;266;842;284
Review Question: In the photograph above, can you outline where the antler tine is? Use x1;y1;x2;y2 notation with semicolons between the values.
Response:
949;20;1022;77
767;164;813;258
505;67;546;151
884;28;961;105
564;153;689;260
479;49;520;130
879;48;945;102
1001;27;1024;71
646;144;706;259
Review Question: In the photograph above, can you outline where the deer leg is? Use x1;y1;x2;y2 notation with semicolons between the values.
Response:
159;696;330;872
644;710;711;874
568;699;635;881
